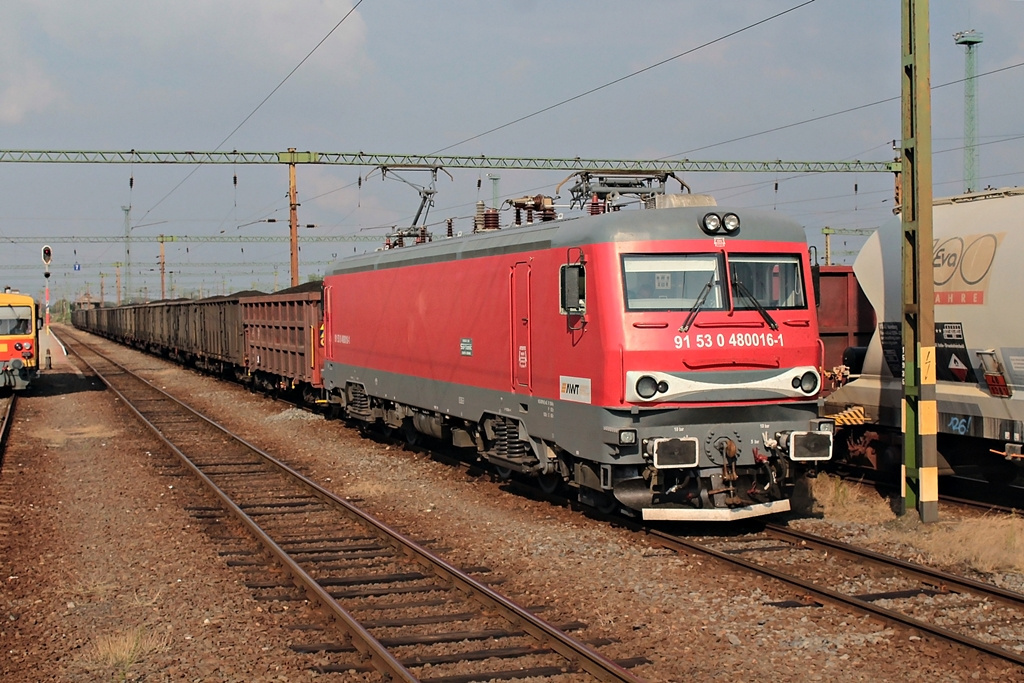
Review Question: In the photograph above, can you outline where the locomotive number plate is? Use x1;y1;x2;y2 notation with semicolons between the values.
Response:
675;332;785;350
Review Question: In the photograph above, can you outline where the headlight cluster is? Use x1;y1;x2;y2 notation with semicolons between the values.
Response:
700;212;740;235
636;375;669;399
791;370;820;395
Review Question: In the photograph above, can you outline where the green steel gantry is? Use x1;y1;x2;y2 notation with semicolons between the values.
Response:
1;148;901;290
0;149;898;173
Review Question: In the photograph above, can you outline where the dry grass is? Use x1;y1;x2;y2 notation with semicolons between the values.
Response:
811;473;1024;574
810;473;896;525
916;515;1024;574
130;588;162;607
88;627;169;679
340;478;392;500
58;575;117;604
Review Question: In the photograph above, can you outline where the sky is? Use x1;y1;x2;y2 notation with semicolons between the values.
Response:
2;1;1023;302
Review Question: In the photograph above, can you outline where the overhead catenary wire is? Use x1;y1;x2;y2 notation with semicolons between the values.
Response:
29;5;1024;296
667;61;1024;159
135;0;367;225
428;1;818;156
131;12;1024;237
301;59;1024;218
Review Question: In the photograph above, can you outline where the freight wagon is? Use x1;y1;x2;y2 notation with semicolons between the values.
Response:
824;188;1024;482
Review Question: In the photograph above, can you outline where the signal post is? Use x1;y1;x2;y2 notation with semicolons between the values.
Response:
42;245;52;333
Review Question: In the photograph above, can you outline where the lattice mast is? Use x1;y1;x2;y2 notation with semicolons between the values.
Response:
954;30;983;193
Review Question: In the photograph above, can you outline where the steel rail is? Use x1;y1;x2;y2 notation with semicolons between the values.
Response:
644;526;1024;667
939;492;1022;516
64;330;644;683
837;471;1024;518
0;394;15;459
765;522;1024;610
64;335;419;682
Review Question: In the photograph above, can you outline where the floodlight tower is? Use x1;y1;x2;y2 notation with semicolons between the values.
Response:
954;29;983;193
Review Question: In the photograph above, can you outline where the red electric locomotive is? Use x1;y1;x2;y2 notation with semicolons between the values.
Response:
324;183;833;520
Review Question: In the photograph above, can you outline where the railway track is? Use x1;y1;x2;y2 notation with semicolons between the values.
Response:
61;329;647;682
832;465;1024;515
643;522;1024;667
836;469;1024;517
419;420;1024;667
484;456;1024;666
0;393;14;457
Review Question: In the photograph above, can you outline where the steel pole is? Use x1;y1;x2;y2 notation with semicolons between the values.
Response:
901;0;938;522
288;148;299;288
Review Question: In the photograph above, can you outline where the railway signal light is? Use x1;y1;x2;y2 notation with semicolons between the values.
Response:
42;245;52;266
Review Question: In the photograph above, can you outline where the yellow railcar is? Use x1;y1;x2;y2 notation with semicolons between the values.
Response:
0;289;40;390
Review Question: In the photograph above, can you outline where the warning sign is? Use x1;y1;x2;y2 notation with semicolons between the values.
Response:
877;322;979;383
948;354;969;382
878;322;903;378
935;322;978;383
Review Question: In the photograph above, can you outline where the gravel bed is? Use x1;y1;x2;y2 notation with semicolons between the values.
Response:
2;326;1022;681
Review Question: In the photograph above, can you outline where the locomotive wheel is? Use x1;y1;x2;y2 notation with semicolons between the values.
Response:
537;472;562;494
402;421;420;446
494;465;513;481
594;491;619;515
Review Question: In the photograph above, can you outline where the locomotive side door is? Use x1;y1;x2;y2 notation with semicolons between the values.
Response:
512;261;532;392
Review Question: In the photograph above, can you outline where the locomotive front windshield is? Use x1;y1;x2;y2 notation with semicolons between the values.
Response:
729;254;806;309
624;253;806;311
0;305;33;335
624;254;725;311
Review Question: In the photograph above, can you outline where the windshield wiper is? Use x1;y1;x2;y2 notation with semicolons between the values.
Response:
680;273;717;332
731;277;778;330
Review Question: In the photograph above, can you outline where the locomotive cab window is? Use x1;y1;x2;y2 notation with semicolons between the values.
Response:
728;254;806;309
560;264;586;315
623;254;724;311
0;306;33;335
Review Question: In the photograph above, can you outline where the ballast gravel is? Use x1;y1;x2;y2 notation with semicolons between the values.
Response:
1;326;1022;682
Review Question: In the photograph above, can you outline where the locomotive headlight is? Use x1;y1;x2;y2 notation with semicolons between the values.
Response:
811;418;835;434
23;342;31;351
14;342;22;351
618;429;637;445
722;213;740;233
798;371;819;394
636;375;660;399
701;212;722;234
